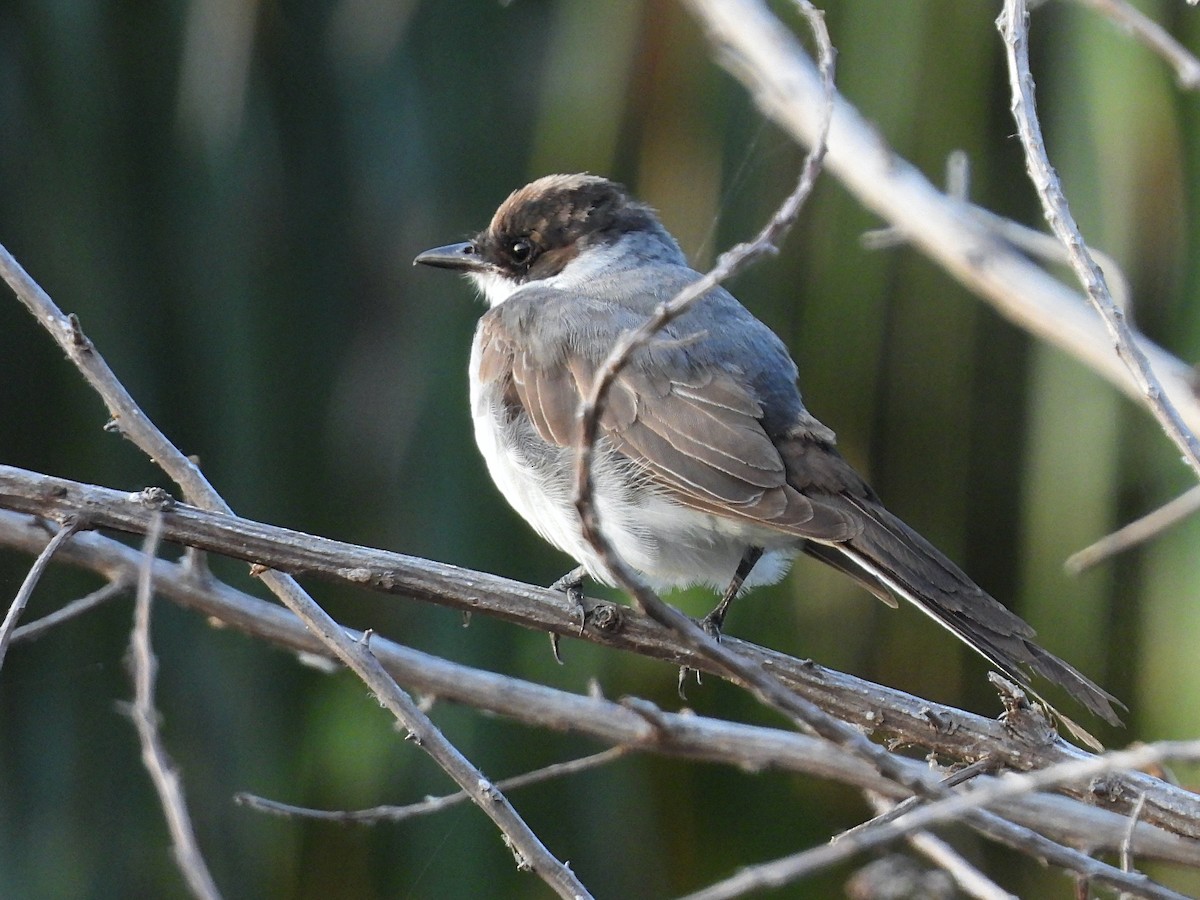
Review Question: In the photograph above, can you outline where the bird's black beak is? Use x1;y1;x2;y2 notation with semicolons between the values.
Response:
413;241;489;272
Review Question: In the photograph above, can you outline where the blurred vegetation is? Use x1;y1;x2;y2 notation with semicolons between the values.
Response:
0;0;1198;897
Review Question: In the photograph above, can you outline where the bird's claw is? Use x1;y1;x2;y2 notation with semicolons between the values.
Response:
550;566;588;636
698;612;724;643
677;665;698;700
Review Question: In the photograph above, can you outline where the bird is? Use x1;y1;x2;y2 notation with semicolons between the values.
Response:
414;172;1123;736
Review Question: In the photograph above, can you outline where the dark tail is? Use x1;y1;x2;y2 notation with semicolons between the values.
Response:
807;494;1124;739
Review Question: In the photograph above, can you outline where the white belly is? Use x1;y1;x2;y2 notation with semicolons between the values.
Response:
468;336;795;593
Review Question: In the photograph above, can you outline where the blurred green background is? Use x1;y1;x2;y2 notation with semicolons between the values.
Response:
1;0;1198;896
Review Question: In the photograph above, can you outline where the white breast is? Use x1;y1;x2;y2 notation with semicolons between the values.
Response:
468;328;620;580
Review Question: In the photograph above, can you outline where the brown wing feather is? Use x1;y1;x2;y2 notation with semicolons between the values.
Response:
634;383;784;484
475;319;514;386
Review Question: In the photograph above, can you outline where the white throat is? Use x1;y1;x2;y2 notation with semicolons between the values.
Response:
468;270;524;308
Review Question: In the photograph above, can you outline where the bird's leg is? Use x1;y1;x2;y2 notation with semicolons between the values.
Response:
680;548;764;691
701;546;764;639
550;565;589;638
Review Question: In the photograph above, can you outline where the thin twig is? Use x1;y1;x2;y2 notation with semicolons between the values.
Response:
998;0;1200;481
1067;485;1200;573
866;793;1017;900
966;204;1133;314
1066;0;1200;90
236;747;627;824
904;831;1016;900
1122;791;1150;875
127;513;222;900
11;578;129;644
0;243;591;900
0;518;82;671
837;758;1000;842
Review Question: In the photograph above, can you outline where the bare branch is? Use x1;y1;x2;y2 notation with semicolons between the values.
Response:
127;513;222;900
901;835;1017;900
1123;792;1150;881
889;741;1200;853
0;518;82;671
865;150;1134;315
11;578;129;644
0;244;591;900
998;0;1200;479
683;820;1190;900
1066;0;1200;90
1067;485;1200;573
235;747;627;824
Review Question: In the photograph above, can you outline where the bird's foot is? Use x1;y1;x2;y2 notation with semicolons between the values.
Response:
698;609;725;642
550;565;589;637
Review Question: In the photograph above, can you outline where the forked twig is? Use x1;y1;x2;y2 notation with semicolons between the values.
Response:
11;578;130;644
0;518;82;671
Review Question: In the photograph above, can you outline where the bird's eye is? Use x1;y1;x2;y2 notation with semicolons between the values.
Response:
510;238;533;264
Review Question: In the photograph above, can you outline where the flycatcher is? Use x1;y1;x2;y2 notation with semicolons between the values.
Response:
415;173;1122;733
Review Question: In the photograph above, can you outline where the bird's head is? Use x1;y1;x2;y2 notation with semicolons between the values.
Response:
414;174;683;306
